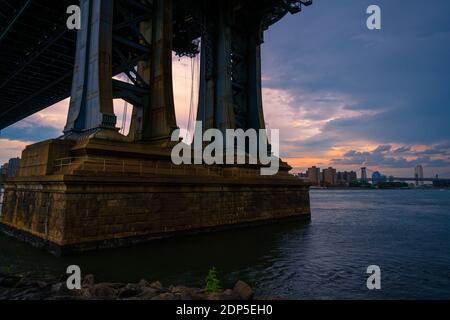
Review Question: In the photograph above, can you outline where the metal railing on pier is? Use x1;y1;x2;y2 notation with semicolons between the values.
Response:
53;156;267;179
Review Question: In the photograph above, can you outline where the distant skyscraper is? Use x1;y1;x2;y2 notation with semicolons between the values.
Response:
0;163;8;176
336;171;357;186
7;158;21;178
361;167;368;183
372;171;387;185
307;166;321;186
415;165;424;186
348;171;358;184
322;167;337;186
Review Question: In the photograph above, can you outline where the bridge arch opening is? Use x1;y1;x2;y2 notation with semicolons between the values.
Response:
172;53;200;145
113;98;133;137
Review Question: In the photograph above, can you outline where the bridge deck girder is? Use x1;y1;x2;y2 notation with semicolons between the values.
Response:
0;0;311;130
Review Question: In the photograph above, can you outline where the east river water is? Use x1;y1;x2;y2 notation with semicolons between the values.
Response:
1;189;450;299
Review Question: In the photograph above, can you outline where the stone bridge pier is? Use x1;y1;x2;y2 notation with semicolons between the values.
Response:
0;0;312;255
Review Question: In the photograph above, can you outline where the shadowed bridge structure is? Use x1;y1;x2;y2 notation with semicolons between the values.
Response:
0;0;76;129
0;0;314;254
0;0;312;132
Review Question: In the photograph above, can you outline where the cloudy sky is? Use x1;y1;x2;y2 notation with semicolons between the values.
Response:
1;0;450;178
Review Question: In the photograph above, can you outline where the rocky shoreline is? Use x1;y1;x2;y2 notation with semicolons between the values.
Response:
0;272;260;300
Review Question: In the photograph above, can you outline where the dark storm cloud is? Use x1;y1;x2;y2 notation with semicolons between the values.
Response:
262;0;450;145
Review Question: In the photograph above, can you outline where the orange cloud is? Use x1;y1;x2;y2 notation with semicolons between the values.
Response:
0;139;33;164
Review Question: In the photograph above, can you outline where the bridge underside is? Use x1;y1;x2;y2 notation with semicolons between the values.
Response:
0;0;76;130
0;0;311;130
0;0;312;254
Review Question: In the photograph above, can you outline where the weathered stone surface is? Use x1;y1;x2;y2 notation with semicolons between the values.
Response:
118;283;142;298
151;292;178;300
221;289;238;300
50;282;73;297
136;288;159;300
138;279;149;288
150;281;163;290
90;283;117;300
82;274;95;287
0;139;310;254
208;289;238;300
233;281;254;300
170;286;207;300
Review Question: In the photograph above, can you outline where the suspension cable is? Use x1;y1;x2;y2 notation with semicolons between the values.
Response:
120;76;130;135
187;53;199;143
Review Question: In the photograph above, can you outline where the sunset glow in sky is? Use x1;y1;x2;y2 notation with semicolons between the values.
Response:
1;0;449;178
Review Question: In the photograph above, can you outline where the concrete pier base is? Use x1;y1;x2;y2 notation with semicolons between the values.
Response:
0;139;310;255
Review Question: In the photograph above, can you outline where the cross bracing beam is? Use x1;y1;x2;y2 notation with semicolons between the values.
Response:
0;0;312;131
0;0;77;129
0;0;33;43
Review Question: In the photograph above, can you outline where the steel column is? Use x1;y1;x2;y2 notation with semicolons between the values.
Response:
196;2;266;133
63;0;116;135
141;0;178;142
197;1;235;135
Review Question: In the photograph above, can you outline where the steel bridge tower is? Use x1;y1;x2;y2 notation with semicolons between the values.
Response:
0;0;313;254
61;0;312;145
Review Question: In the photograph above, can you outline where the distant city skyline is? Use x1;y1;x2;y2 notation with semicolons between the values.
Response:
300;164;436;182
1;0;449;177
